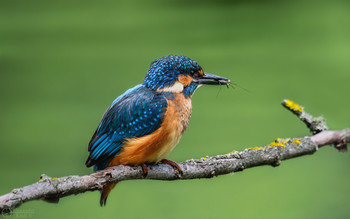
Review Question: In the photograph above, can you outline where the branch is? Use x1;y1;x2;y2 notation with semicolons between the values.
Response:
282;99;328;134
1;100;348;215
282;99;347;152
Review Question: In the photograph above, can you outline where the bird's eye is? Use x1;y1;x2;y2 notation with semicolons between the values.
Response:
190;70;195;75
192;71;200;78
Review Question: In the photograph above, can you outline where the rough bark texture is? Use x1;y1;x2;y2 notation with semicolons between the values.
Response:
0;100;348;214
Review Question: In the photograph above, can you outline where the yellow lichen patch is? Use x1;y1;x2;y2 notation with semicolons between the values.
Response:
248;146;265;150
268;142;286;148
284;100;303;112
39;176;58;182
292;139;301;145
201;157;207;161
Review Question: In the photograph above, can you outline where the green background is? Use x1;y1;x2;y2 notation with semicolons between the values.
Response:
1;0;349;218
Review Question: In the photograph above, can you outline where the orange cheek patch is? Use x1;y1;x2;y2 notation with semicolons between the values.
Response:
178;75;193;87
198;69;205;76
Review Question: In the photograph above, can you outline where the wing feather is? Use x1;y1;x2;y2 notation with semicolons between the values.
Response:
85;85;168;169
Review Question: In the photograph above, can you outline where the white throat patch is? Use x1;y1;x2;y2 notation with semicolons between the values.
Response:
157;81;184;93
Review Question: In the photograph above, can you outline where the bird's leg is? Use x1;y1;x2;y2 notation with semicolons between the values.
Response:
160;159;183;176
140;163;148;178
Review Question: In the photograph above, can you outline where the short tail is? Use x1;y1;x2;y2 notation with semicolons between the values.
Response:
100;182;119;206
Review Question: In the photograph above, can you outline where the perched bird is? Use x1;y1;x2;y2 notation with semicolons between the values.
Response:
85;55;230;205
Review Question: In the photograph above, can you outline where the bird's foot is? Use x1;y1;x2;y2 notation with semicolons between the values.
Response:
140;163;148;178
160;159;183;176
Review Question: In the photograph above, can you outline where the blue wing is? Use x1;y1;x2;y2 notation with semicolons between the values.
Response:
85;84;168;170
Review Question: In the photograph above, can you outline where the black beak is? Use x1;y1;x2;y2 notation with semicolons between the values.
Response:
199;73;230;85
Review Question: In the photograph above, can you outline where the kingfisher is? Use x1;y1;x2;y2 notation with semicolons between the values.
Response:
85;55;230;206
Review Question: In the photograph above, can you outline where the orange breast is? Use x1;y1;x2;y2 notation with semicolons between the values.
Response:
108;93;192;167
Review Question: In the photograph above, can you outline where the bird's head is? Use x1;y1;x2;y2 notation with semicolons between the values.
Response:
143;55;230;97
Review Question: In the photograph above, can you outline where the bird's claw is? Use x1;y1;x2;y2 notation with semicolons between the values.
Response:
140;163;148;178
160;159;183;177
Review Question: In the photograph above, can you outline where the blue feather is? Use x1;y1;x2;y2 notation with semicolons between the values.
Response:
86;84;168;168
183;82;199;97
143;55;202;90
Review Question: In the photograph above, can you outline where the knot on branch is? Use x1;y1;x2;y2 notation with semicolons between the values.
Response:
305;116;328;134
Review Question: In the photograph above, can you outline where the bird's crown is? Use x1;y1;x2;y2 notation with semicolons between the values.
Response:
143;55;202;90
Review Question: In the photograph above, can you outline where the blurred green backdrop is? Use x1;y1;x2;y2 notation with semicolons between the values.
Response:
1;0;349;218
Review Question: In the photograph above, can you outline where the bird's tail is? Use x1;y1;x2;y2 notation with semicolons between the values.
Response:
100;182;119;206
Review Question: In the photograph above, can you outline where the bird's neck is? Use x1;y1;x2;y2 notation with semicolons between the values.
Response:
182;82;200;98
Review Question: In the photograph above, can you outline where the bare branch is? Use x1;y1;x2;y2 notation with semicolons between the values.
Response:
311;130;350;151
1;100;348;215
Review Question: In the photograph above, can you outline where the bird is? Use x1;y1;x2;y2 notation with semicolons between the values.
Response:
85;55;230;206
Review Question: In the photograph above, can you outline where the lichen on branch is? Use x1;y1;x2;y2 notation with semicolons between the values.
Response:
0;100;348;214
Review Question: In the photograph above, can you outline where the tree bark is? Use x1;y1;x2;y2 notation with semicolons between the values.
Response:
0;100;348;214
